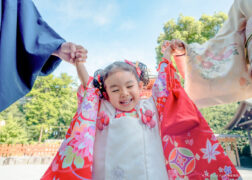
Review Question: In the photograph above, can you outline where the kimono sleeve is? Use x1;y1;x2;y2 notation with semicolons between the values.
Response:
152;60;180;116
153;60;241;179
173;0;252;108
41;79;100;180
0;0;65;112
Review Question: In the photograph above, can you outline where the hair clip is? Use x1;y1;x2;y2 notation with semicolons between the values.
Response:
102;92;108;100
97;74;102;89
125;60;141;77
135;61;141;77
125;59;134;66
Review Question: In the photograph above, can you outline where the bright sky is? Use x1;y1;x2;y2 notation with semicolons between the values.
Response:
33;0;234;80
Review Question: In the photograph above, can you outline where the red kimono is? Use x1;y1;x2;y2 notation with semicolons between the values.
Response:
41;60;241;180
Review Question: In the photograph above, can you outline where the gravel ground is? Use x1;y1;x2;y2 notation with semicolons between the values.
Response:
0;165;251;180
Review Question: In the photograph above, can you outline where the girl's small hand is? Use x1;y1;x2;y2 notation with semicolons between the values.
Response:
75;45;88;64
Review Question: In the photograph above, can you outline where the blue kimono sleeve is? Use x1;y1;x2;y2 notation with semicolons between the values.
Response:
0;0;66;112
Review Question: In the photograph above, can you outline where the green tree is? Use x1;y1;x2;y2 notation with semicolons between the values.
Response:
200;102;249;154
200;103;239;134
0;103;28;144
156;13;227;63
24;74;77;142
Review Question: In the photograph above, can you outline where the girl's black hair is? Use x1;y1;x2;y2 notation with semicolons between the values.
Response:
93;61;149;99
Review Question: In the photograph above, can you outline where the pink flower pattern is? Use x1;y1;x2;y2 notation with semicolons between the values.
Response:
69;126;95;161
140;108;156;128
96;111;110;131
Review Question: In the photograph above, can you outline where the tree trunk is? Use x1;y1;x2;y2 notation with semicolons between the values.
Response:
38;127;43;143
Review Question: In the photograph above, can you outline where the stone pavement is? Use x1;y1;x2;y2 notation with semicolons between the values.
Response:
0;165;251;180
237;167;252;180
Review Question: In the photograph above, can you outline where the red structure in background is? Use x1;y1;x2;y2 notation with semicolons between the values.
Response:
0;143;61;157
141;77;156;98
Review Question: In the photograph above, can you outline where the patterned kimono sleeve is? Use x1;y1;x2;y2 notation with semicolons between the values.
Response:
41;78;100;180
152;60;241;179
177;0;252;108
152;59;180;122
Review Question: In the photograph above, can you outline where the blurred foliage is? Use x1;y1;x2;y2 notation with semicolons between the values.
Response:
0;73;77;143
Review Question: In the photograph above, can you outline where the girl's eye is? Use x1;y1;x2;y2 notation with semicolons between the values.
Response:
127;85;133;88
112;89;119;92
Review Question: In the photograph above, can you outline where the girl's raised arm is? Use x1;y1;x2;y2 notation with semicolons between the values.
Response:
162;40;186;79
76;61;89;88
74;46;89;88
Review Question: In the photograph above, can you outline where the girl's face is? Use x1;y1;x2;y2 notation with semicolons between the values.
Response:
104;70;142;112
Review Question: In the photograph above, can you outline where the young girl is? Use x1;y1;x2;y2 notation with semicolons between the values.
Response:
41;46;241;179
165;0;252;108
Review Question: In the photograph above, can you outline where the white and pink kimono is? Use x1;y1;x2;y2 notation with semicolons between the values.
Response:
41;60;241;180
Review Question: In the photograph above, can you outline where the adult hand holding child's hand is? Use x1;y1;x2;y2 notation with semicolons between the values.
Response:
161;40;186;78
53;42;88;64
162;39;186;59
171;39;186;56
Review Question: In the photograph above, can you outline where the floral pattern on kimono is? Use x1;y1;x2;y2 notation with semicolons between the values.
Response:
41;80;99;180
187;43;240;80
153;60;241;180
